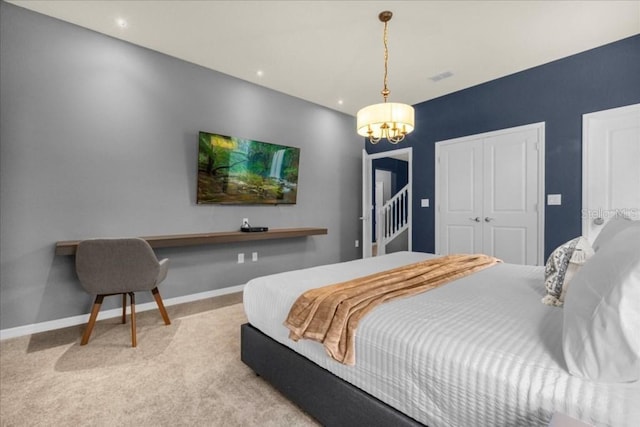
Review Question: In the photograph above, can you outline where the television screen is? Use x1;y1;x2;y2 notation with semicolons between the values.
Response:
197;131;300;205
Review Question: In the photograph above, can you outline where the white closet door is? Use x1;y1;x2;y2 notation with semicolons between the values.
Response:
482;129;540;265
436;123;543;265
583;104;640;243
436;141;483;254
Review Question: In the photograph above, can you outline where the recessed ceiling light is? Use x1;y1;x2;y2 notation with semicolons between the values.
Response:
338;99;344;106
256;70;264;78
116;18;128;29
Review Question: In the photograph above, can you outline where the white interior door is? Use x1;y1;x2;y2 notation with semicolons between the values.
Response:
482;129;541;264
375;169;392;203
436;141;483;254
583;103;640;242
362;149;373;258
436;123;544;265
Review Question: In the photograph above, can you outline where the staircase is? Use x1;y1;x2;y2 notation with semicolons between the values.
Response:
375;184;410;255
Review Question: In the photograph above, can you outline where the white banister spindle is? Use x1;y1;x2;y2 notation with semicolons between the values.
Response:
391;202;395;236
379;184;410;252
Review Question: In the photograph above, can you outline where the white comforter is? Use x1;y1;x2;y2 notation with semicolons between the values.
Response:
243;251;640;427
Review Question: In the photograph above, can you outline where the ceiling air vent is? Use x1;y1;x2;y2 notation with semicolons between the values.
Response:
429;71;454;82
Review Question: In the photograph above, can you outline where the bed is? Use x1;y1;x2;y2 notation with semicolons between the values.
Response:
241;239;640;426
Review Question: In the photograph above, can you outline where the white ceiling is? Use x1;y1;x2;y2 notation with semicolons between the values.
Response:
8;0;640;116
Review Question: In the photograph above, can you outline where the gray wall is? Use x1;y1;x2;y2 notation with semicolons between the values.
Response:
0;2;363;330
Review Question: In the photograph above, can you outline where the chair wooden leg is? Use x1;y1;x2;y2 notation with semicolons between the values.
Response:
151;287;171;325
81;295;104;345
129;292;137;347
121;293;127;324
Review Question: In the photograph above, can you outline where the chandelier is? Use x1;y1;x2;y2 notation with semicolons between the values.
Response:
356;11;415;144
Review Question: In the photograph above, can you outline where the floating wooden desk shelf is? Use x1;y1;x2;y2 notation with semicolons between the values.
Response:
55;227;328;256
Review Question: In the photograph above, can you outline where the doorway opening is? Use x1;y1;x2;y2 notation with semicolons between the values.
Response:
362;148;413;258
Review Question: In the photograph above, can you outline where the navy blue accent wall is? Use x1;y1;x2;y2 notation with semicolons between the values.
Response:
372;158;409;194
367;35;640;259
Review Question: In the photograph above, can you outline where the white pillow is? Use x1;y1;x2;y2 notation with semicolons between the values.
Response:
542;236;594;307
591;216;638;252
562;227;640;383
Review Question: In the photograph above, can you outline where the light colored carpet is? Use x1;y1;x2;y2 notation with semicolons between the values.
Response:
0;296;318;426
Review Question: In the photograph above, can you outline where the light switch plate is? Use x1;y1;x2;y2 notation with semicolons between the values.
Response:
421;198;430;208
547;194;562;205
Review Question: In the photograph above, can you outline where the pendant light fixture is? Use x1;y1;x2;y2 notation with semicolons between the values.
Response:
356;11;415;144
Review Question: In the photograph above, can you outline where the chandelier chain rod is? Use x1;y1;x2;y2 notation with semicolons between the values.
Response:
382;20;390;102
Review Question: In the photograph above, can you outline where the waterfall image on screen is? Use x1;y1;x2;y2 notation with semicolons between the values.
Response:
197;131;300;204
269;149;286;179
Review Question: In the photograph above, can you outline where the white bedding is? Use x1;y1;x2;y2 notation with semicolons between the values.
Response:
243;251;640;427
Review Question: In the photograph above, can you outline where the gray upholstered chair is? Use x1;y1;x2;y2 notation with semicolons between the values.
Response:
75;238;171;347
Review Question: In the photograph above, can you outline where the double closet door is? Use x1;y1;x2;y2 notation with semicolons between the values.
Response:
435;123;544;265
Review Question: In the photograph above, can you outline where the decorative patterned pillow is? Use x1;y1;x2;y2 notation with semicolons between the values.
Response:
542;236;594;307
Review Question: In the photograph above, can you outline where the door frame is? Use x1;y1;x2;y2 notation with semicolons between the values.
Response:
362;147;413;258
435;122;545;264
582;103;640;241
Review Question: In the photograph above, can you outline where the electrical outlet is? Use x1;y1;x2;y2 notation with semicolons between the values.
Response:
252;252;258;262
355;240;359;248
237;253;245;264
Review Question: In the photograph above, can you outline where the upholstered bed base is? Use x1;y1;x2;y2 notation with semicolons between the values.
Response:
240;323;424;427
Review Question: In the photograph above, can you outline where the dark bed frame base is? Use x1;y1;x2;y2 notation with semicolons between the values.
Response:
240;323;424;427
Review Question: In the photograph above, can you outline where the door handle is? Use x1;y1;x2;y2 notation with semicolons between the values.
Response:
469;217;480;222
484;217;495;222
593;217;605;226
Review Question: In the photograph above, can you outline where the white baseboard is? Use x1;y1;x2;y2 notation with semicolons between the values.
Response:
0;284;245;341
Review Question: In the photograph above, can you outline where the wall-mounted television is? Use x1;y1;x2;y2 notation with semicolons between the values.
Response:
197;131;300;205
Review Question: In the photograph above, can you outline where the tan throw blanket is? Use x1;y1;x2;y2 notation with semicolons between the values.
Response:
284;253;501;365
